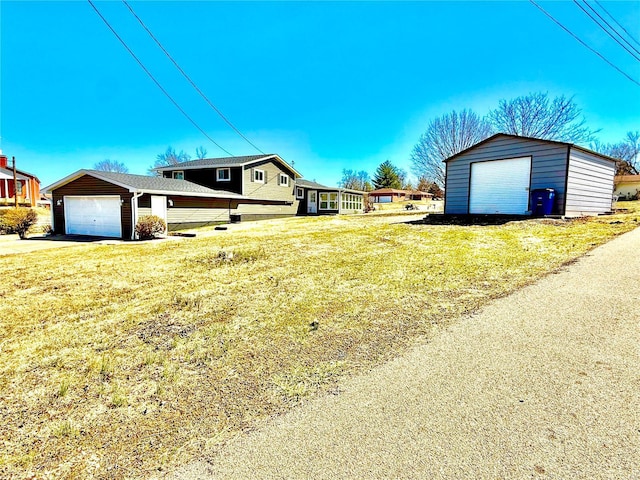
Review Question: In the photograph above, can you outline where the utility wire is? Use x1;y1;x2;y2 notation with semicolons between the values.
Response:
87;0;234;156
573;0;640;62
583;1;640;58
122;0;265;155
529;0;640;87
594;0;640;49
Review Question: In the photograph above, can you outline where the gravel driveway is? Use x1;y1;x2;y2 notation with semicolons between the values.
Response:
169;226;640;479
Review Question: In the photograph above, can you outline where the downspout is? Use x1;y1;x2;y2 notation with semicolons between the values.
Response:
131;191;143;240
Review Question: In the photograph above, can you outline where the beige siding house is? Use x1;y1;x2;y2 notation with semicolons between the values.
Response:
614;175;640;200
156;154;301;221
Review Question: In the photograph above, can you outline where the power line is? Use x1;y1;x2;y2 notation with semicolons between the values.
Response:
529;0;640;87
594;0;640;49
86;0;234;156
583;1;640;58
573;0;640;62
122;0;265;155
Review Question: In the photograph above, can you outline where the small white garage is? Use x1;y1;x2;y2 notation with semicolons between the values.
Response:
445;134;616;217
64;196;122;237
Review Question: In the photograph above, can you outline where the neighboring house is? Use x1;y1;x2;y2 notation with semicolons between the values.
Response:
295;179;365;215
154;154;301;221
43;155;369;239
369;188;433;203
43;170;290;239
0;153;41;207
444;133;617;217
614;175;640;200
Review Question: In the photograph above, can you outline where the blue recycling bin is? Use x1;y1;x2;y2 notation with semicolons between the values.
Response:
530;189;555;216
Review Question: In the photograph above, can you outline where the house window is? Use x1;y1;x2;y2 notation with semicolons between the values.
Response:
253;169;265;183
279;173;289;187
296;187;304;199
217;168;231;182
341;193;363;211
172;171;184;180
319;192;338;210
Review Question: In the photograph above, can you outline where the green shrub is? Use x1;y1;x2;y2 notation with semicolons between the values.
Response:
0;208;38;239
135;215;167;240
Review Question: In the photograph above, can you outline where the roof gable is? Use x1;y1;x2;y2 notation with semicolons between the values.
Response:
154;154;302;178
444;133;617;164
43;170;245;198
0;167;40;183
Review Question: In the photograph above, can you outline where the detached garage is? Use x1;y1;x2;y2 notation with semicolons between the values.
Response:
444;134;617;217
44;170;248;239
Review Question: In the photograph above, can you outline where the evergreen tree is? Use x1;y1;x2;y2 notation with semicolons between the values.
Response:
373;160;402;189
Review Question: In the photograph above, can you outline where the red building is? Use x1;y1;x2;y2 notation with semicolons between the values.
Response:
0;153;41;207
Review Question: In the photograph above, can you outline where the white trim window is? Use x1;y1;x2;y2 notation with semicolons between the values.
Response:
279;173;289;187
172;171;184;180
217;168;231;182
253;168;265;183
296;187;304;199
341;193;363;211
319;192;338;210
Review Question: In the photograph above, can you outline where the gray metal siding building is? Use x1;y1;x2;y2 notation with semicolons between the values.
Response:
444;134;616;217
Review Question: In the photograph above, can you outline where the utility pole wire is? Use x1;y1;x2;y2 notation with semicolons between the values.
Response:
529;0;640;87
583;0;640;58
594;0;640;49
573;0;640;62
122;0;264;155
87;0;234;156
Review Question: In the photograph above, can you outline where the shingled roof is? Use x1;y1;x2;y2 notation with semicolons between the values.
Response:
43;170;246;198
153;154;302;178
296;178;365;194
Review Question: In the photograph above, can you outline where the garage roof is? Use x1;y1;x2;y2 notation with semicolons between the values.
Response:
43;170;247;199
444;133;619;164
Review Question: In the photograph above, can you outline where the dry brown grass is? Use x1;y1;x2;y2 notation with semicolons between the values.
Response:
1;209;639;479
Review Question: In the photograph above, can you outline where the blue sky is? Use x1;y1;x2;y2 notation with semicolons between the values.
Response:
1;1;639;188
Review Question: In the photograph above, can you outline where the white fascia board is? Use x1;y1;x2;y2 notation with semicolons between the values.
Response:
42;169;92;193
43;169;140;193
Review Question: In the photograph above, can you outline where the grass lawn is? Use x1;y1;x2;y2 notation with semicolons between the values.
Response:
1;204;639;478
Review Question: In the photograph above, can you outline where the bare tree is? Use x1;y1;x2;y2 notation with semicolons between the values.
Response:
93;159;129;173
591;131;640;175
411;109;493;187
339;169;373;191
150;146;191;174
195;146;208;159
488;93;594;144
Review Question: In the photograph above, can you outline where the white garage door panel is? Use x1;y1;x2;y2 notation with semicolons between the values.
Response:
469;157;531;214
65;196;122;237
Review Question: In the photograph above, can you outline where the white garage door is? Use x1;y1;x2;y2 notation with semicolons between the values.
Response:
376;195;393;203
469;157;531;214
64;196;122;237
